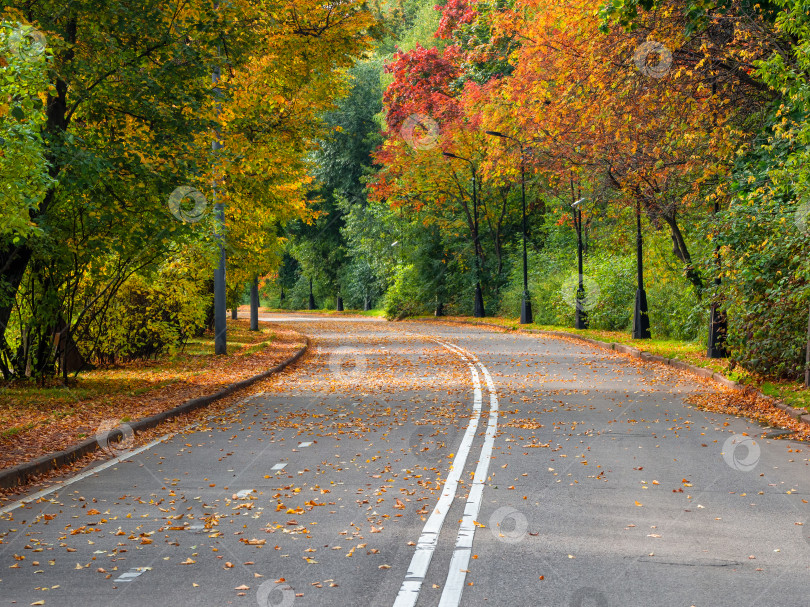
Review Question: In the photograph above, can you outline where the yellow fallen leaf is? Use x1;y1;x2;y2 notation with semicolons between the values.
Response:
635;501;643;507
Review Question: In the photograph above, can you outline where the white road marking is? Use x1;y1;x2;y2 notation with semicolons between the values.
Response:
114;566;152;582
271;463;287;471
298;442;313;448
439;358;500;607
0;437;166;517
0;392;263;517
393;344;483;607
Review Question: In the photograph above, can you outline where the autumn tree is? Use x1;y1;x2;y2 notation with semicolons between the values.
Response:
483;0;771;294
0;0;376;377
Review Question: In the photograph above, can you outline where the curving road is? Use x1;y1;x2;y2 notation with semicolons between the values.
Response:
0;315;808;606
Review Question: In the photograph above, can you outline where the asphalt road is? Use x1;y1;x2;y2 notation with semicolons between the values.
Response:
1;315;808;606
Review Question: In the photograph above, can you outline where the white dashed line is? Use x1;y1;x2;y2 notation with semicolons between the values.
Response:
271;463;287;471
298;442;313;448
114;566;152;582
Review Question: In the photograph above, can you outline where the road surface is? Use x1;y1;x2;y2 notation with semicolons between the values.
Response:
1;315;808;606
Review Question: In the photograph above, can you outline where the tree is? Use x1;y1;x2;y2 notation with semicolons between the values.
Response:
0;0;376;377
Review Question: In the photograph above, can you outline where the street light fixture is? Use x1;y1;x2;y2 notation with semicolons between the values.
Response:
484;130;533;324
571;198;588;329
632;199;651;339
442;151;485;317
707;199;727;357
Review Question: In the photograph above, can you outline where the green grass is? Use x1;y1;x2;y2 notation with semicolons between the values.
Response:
243;337;276;356
0;320;281;427
1;422;34;439
260;307;385;317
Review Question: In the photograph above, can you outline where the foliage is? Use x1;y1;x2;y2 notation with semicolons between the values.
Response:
0;0;376;377
84;259;210;364
0;20;52;239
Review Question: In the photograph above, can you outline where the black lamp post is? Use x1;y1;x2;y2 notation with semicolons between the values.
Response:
250;276;259;331
707;199;727;357
308;278;316;310
632;199;651;339
443;151;485;317
212;20;226;355
485;131;532;324
571;198;589;329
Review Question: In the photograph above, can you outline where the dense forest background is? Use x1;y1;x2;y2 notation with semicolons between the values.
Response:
4;0;810;383
280;0;810;382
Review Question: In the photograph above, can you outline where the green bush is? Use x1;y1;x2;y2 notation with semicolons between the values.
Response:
85;264;209;364
383;264;433;319
586;254;635;331
500;247;703;340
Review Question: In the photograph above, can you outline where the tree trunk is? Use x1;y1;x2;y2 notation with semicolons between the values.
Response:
659;210;704;294
0;243;33;346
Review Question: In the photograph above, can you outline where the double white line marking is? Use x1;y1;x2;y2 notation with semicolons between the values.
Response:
394;341;499;607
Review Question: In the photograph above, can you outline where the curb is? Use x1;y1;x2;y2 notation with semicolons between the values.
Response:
414;317;809;427
0;338;310;490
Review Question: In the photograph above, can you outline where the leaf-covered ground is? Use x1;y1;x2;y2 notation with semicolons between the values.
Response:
0;319;306;473
420;316;810;441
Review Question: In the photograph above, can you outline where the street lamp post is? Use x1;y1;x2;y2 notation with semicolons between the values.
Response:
571;198;588;329
633;199;651;339
308;278;316;310
443;152;484;317
485;131;532;324
707;199;727;357
212;17;226;355
250;276;259;331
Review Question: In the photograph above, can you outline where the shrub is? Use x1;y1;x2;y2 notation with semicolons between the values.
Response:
83;264;209;364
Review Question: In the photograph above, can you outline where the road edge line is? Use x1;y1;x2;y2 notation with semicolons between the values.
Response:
0;337;309;490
